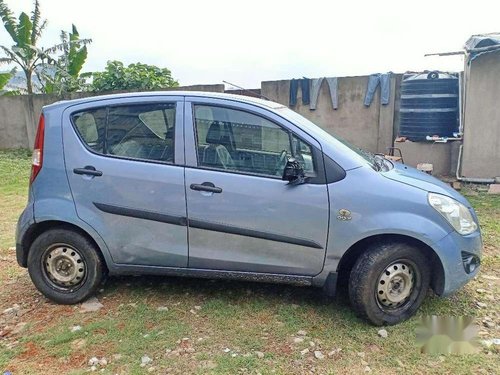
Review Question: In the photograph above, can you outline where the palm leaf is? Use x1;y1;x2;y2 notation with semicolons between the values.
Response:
17;12;32;47
1;90;20;96
0;0;18;42
68;45;87;76
61;30;69;56
12;43;38;62
0;56;13;64
30;0;44;44
67;27;91;77
44;38;91;55
31;18;47;43
0;71;12;88
0;68;17;94
69;25;78;58
71;38;92;47
0;45;22;65
71;24;79;39
70;25;91;45
42;43;63;54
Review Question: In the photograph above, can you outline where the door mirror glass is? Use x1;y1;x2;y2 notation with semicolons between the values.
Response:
282;158;306;184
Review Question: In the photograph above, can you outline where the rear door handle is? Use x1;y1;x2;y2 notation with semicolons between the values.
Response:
73;166;103;177
190;182;222;193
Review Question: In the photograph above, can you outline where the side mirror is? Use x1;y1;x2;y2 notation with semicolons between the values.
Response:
282;158;306;184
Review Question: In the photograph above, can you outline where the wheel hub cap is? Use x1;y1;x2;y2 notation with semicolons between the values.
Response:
377;262;414;308
44;246;85;287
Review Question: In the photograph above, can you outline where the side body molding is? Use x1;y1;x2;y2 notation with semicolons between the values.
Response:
93;202;323;250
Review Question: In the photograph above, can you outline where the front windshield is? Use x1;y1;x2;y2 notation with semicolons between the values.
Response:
275;107;380;170
329;133;377;167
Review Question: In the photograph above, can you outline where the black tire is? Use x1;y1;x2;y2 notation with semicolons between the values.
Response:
27;228;105;304
348;242;430;326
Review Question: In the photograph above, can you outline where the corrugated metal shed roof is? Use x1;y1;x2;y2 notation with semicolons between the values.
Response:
465;33;500;50
465;33;500;62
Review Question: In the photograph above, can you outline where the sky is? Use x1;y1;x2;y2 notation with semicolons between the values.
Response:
1;0;499;88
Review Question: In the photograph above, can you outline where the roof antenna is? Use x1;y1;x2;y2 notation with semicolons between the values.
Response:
223;80;271;101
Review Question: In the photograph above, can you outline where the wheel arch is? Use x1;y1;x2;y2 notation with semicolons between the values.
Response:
20;220;110;273
336;234;445;295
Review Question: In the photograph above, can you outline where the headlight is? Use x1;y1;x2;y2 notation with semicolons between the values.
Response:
428;193;478;235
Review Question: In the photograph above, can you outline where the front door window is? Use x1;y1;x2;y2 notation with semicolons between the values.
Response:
193;105;315;177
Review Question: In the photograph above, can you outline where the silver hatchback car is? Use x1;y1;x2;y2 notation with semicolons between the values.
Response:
16;92;482;325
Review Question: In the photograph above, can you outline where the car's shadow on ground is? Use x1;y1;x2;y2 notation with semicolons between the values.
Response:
95;274;453;327
100;273;352;311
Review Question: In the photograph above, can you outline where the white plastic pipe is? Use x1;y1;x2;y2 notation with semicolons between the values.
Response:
456;144;495;183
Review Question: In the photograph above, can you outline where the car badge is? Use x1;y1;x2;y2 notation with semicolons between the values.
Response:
337;209;352;221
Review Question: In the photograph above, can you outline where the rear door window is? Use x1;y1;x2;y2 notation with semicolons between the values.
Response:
71;103;176;163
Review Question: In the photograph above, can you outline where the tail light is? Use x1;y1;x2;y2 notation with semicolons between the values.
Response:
30;114;45;185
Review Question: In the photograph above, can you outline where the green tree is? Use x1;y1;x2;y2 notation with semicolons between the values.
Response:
40;24;92;94
91;60;179;92
0;0;47;94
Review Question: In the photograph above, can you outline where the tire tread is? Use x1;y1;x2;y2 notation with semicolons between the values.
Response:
348;242;430;326
27;228;104;304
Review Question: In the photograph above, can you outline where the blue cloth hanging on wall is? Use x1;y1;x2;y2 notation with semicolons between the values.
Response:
364;73;391;106
289;78;311;106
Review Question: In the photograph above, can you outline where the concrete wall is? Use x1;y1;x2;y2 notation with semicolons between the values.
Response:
461;51;500;179
0;84;224;149
394;141;453;176
262;75;400;154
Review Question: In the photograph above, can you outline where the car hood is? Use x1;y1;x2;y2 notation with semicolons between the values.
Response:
381;162;471;207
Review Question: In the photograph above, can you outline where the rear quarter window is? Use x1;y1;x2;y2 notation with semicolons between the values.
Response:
72;108;107;153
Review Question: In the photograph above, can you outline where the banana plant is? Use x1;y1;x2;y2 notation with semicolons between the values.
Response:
0;0;47;94
0;67;19;95
39;25;92;94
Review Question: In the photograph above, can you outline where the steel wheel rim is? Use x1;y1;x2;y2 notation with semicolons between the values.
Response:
376;261;416;309
42;244;86;289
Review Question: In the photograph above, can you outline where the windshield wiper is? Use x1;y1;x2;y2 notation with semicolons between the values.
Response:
374;154;394;172
358;148;381;171
373;155;384;171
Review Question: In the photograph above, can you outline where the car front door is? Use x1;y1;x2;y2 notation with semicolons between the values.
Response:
63;96;188;267
184;98;329;276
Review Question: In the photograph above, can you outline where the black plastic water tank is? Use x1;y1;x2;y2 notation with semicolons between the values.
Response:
399;71;459;141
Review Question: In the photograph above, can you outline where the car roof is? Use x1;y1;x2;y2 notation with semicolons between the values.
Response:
44;91;286;111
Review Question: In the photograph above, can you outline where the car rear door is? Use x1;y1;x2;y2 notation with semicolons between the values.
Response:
62;96;188;267
183;97;329;276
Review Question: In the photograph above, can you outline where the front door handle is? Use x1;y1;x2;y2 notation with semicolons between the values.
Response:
190;182;222;193
73;166;103;177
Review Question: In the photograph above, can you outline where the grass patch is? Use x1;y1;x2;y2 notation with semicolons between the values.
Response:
0;149;31;251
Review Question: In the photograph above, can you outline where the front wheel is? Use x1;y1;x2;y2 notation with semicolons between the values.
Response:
27;228;105;304
348;242;430;325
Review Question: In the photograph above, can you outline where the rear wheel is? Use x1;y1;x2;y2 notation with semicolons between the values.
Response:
348;242;430;325
27;228;104;304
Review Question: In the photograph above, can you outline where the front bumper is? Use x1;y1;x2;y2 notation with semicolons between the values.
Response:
433;229;482;296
